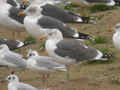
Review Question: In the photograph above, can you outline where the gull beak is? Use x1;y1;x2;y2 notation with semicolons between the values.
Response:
40;36;47;40
18;11;25;16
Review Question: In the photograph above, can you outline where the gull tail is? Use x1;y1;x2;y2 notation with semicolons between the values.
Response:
72;32;94;40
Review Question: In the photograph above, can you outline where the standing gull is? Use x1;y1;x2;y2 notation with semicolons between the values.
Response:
40;29;113;79
0;44;26;72
26;49;66;88
0;74;38;90
18;5;93;40
0;0;26;39
20;0;96;24
0;38;36;50
113;23;120;50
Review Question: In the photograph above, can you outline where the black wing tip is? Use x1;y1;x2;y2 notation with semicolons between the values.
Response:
102;53;114;59
23;40;36;45
77;32;94;40
114;0;120;6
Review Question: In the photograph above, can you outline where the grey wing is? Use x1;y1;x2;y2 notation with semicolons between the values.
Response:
55;39;99;62
37;16;76;38
41;4;77;22
17;83;38;90
2;52;26;68
34;56;65;69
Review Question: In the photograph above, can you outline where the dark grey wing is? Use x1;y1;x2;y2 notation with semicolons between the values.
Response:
85;0;111;3
0;39;23;50
55;39;99;62
8;7;26;24
3;52;26;68
37;16;76;38
17;83;38;90
7;0;18;7
41;4;78;22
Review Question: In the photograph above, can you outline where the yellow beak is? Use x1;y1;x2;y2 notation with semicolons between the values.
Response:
40;36;47;40
18;12;25;16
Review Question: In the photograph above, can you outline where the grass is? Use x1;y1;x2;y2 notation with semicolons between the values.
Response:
111;77;120;85
109;66;120;71
24;36;36;41
89;36;108;44
88;5;117;13
64;3;80;10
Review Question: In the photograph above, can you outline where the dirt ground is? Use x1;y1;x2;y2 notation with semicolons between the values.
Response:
1;2;120;90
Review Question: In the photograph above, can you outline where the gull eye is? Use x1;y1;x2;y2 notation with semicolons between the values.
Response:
8;76;11;80
12;76;15;80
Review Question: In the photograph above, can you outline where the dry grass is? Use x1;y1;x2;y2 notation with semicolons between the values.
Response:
1;2;120;90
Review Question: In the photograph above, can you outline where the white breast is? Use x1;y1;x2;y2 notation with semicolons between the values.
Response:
113;32;120;50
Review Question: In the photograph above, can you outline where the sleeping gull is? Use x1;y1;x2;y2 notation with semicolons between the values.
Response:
18;5;93;40
113;23;120;50
0;74;38;90
20;0;96;24
0;44;26;72
40;29;113;79
26;49;66;89
83;0;120;6
0;38;36;50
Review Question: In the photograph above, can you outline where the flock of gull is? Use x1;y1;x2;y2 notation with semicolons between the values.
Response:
0;0;120;90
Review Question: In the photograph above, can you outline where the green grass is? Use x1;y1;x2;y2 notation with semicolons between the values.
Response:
64;3;80;10
89;36;108;44
24;36;36;41
109;66;120;71
111;78;120;85
88;5;117;13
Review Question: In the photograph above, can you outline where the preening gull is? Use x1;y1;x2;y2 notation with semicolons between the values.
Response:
0;44;26;72
26;49;66;88
0;38;36;50
0;74;38;90
113;23;120;50
21;0;96;24
18;5;93;40
40;29;113;79
83;0;120;6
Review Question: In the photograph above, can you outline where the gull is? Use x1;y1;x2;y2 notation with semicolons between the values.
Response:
0;44;26;72
0;74;38;90
0;38;36;50
18;5;93;40
20;0;96;24
0;0;26;39
26;49;66;88
40;29;113;79
113;23;120;50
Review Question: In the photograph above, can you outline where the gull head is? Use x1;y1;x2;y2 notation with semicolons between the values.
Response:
7;74;19;83
114;23;120;32
27;49;39;58
24;5;42;16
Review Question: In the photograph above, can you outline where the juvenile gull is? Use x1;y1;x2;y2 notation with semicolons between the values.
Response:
0;38;36;50
18;5;93;40
0;74;38;90
41;29;113;79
